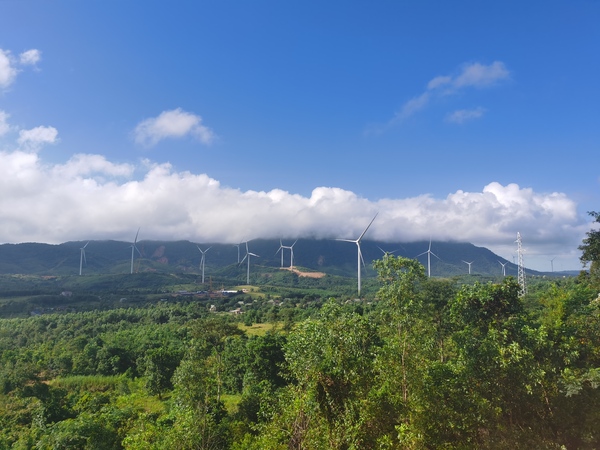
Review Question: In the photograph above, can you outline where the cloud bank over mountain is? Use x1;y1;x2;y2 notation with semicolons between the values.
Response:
0;142;587;271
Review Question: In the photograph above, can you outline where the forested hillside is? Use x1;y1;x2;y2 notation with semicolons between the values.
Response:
0;239;554;278
0;259;598;448
0;216;598;449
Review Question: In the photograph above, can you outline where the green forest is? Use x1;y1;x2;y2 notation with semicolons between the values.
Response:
1;215;600;449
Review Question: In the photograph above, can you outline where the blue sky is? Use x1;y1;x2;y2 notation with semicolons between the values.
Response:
1;0;599;271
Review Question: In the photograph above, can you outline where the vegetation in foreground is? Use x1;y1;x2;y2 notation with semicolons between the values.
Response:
0;213;599;449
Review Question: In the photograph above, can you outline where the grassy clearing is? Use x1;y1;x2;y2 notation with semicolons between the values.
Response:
234;285;268;299
51;374;127;391
238;322;281;336
116;391;166;415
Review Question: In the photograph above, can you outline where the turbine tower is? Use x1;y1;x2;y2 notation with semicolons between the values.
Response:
234;244;241;264
240;241;259;285
550;257;556;273
129;228;141;274
417;239;440;278
336;213;378;297
283;239;298;269
197;246;211;284
275;240;285;268
462;260;474;275
498;260;508;276
79;241;89;276
516;232;527;296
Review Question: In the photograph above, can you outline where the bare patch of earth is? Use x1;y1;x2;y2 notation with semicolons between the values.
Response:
281;267;326;278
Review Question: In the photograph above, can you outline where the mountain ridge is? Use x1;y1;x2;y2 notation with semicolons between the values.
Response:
0;239;574;278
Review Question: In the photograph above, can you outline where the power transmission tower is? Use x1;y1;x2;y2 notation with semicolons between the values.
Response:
516;232;527;297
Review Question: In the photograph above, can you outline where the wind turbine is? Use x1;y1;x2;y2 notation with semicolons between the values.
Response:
79;241;89;276
550;257;556;273
377;245;398;257
283;239;298;269
288;240;298;269
240;241;259;285
197;246;211;284
234;244;241;264
275;240;285;268
498;260;508;276
129;228;141;274
417;239;440;278
336;213;378;297
462;260;474;275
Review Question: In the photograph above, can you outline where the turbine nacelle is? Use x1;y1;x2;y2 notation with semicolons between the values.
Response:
335;213;378;296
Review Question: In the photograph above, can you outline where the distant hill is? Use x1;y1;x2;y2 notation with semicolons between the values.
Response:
0;239;569;279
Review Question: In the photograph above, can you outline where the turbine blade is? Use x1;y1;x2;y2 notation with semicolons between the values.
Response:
357;213;378;242
359;246;366;268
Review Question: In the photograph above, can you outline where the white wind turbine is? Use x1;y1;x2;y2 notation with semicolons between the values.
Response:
498;260;508;276
240;241;259;285
275;240;285;268
234;244;241;264
197;246;211;284
550;257;556;273
417;239;440;278
284;240;298;269
276;239;298;269
377;245;398;257
79;241;89;276
336;213;378;297
289;240;298;269
129;228;141;274
462;260;474;275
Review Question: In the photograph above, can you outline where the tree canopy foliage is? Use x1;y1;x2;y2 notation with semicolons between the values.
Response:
1;244;600;448
580;210;600;285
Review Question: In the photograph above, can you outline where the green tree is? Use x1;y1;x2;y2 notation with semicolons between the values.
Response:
579;210;600;285
425;279;552;448
142;347;180;398
255;300;383;449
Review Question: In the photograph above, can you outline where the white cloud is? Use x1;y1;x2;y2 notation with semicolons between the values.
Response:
0;49;18;89
0;149;587;270
17;126;59;151
0;110;11;136
396;92;431;121
427;75;452;90
133;108;216;147
52;154;135;179
445;107;486;124
453;61;510;89
19;49;41;66
0;48;42;90
392;61;510;123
